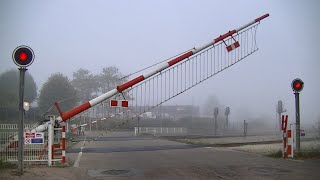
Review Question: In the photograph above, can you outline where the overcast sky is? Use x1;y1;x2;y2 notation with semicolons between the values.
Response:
1;0;319;126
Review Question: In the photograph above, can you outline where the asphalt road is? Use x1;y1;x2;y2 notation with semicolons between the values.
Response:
67;131;320;179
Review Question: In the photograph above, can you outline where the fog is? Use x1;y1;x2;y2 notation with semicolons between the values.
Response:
1;0;320;128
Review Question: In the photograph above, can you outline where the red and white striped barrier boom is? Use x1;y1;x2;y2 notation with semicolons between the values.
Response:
45;13;269;126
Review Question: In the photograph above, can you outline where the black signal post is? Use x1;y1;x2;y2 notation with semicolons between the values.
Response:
12;45;34;175
225;107;230;129
291;78;304;153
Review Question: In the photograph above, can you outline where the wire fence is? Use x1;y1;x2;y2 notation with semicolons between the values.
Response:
0;124;48;164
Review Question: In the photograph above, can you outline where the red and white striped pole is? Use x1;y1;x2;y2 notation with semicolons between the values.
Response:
282;115;288;158
54;13;269;123
287;129;294;158
61;125;66;164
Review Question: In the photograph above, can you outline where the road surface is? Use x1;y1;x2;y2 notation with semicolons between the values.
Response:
65;131;320;179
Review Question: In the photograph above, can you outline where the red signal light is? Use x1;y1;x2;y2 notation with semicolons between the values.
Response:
291;78;304;93
12;46;34;67
19;52;27;61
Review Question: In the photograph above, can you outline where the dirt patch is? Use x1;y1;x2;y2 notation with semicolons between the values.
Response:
0;166;91;180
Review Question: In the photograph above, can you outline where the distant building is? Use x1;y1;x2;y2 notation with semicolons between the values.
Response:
131;105;200;120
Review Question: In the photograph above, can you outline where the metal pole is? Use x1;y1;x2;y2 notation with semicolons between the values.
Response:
226;115;229;129
278;112;281;133
244;120;245;136
137;116;140;135
295;92;300;153
18;67;26;175
244;120;248;137
214;117;217;136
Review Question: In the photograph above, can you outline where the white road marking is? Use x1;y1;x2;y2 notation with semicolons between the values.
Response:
73;138;86;168
73;152;82;167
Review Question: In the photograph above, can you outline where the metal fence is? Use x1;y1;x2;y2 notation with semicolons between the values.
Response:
0;124;48;164
134;127;187;136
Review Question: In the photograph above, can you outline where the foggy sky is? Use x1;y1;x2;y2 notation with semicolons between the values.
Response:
1;0;319;127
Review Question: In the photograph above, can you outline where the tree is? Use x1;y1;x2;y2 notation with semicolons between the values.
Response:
38;73;78;116
97;66;126;94
202;95;221;117
71;68;98;103
0;69;37;108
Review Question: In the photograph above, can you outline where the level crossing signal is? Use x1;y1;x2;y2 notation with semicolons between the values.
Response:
110;100;128;108
291;78;304;93
12;45;34;67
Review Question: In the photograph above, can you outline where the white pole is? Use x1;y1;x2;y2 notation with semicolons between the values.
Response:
66;122;69;133
48;117;54;166
291;126;294;158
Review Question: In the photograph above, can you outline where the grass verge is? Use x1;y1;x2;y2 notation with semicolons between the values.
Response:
267;149;320;159
267;150;282;158
0;159;16;169
294;150;320;159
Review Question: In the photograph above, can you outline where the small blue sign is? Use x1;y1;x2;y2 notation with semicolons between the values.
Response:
31;138;44;144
